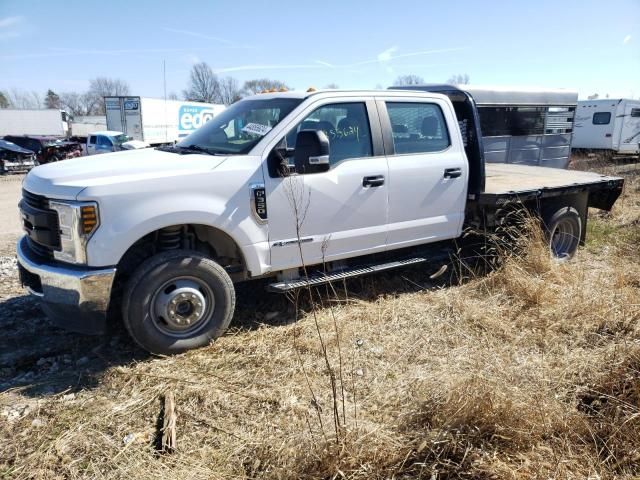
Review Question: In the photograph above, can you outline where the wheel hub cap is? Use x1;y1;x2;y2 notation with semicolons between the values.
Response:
152;278;213;334
550;219;575;258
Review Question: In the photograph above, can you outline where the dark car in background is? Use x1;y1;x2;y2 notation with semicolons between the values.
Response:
3;135;82;164
0;139;37;174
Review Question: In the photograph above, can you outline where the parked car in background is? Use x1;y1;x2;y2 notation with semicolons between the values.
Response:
105;96;225;145
0;139;37;174
0;109;73;137
86;131;149;155
3;135;82;164
572;99;640;156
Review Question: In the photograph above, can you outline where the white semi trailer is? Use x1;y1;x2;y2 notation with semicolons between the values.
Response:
572;98;640;156
104;96;225;145
0;109;72;137
70;116;107;139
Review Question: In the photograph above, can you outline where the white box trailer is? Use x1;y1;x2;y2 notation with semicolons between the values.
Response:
70;116;107;139
104;96;225;145
0;109;72;137
572;99;640;155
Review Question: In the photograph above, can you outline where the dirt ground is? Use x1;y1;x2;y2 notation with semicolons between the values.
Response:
0;175;23;242
0;160;638;479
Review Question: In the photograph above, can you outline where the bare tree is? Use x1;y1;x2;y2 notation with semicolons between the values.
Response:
587;93;599;100
241;78;289;96
183;62;221;103
0;91;8;109
324;83;339;89
167;91;179;101
44;89;61;109
446;73;470;85
393;74;424;86
5;88;43;109
218;76;241;105
84;77;130;114
59;92;87;116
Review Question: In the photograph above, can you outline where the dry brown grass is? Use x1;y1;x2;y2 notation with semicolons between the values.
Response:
1;159;639;479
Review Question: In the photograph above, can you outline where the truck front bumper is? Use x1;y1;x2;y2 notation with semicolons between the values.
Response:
16;235;117;335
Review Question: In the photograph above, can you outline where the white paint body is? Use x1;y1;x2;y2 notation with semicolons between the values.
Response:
104;96;226;145
573;99;640;154
22;91;470;277
0;109;70;137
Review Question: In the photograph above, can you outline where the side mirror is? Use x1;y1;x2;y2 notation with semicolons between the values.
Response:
294;130;330;174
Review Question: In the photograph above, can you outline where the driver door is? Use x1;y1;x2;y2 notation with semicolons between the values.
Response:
264;99;389;271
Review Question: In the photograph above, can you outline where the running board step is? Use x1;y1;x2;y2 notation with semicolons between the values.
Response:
267;257;428;293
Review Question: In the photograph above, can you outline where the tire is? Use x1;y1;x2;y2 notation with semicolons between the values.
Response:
122;250;236;354
543;206;582;261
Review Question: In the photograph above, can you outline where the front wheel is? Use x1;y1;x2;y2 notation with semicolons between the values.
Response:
122;250;236;354
544;206;582;261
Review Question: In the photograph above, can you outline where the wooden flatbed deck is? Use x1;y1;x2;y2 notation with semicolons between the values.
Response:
478;164;624;207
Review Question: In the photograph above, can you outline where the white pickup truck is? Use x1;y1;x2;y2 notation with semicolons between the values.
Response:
17;89;624;354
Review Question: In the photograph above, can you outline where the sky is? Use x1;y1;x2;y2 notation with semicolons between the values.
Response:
1;0;639;100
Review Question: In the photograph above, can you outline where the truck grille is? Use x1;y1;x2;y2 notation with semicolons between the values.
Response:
22;189;49;210
20;189;60;260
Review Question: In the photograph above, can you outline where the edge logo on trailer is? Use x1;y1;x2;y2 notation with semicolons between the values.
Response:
179;105;215;137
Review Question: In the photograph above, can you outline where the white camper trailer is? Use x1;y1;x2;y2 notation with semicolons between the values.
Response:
104;96;225;145
572;99;640;156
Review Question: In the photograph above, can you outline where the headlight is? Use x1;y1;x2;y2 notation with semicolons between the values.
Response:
48;200;100;264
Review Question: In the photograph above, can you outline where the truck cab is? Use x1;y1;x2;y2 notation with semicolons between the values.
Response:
16;90;623;355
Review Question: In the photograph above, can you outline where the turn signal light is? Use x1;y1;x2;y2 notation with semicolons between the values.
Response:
80;205;98;235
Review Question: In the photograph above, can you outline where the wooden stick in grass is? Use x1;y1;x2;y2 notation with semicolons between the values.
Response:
162;391;177;453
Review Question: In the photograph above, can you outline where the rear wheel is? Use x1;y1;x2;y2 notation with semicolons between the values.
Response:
544;206;582;261
122;250;235;354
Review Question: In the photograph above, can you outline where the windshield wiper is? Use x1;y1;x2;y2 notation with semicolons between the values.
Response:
155;144;225;155
177;144;225;156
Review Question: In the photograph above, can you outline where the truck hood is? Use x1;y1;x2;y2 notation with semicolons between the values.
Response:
23;149;228;200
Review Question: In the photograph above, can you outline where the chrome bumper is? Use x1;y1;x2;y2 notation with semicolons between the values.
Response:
16;235;117;334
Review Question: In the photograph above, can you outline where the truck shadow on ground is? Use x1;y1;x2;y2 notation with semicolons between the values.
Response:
0;295;147;398
231;264;454;332
0;264;454;399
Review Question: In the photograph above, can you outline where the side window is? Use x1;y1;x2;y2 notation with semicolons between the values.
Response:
593;112;611;125
97;136;112;146
287;102;372;165
89;135;97;145
386;102;450;154
479;106;546;136
631;108;640;118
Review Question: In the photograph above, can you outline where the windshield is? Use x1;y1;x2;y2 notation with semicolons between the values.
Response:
176;98;302;154
111;134;129;145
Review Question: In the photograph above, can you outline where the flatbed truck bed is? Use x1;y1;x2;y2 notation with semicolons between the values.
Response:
478;164;624;209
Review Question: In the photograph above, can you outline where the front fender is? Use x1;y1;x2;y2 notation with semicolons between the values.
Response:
81;164;269;275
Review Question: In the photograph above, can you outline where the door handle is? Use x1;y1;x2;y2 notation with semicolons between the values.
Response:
444;168;462;179
363;175;385;187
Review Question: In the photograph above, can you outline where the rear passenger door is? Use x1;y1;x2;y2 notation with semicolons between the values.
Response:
377;98;468;248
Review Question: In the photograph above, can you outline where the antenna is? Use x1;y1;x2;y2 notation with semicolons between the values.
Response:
163;59;168;142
